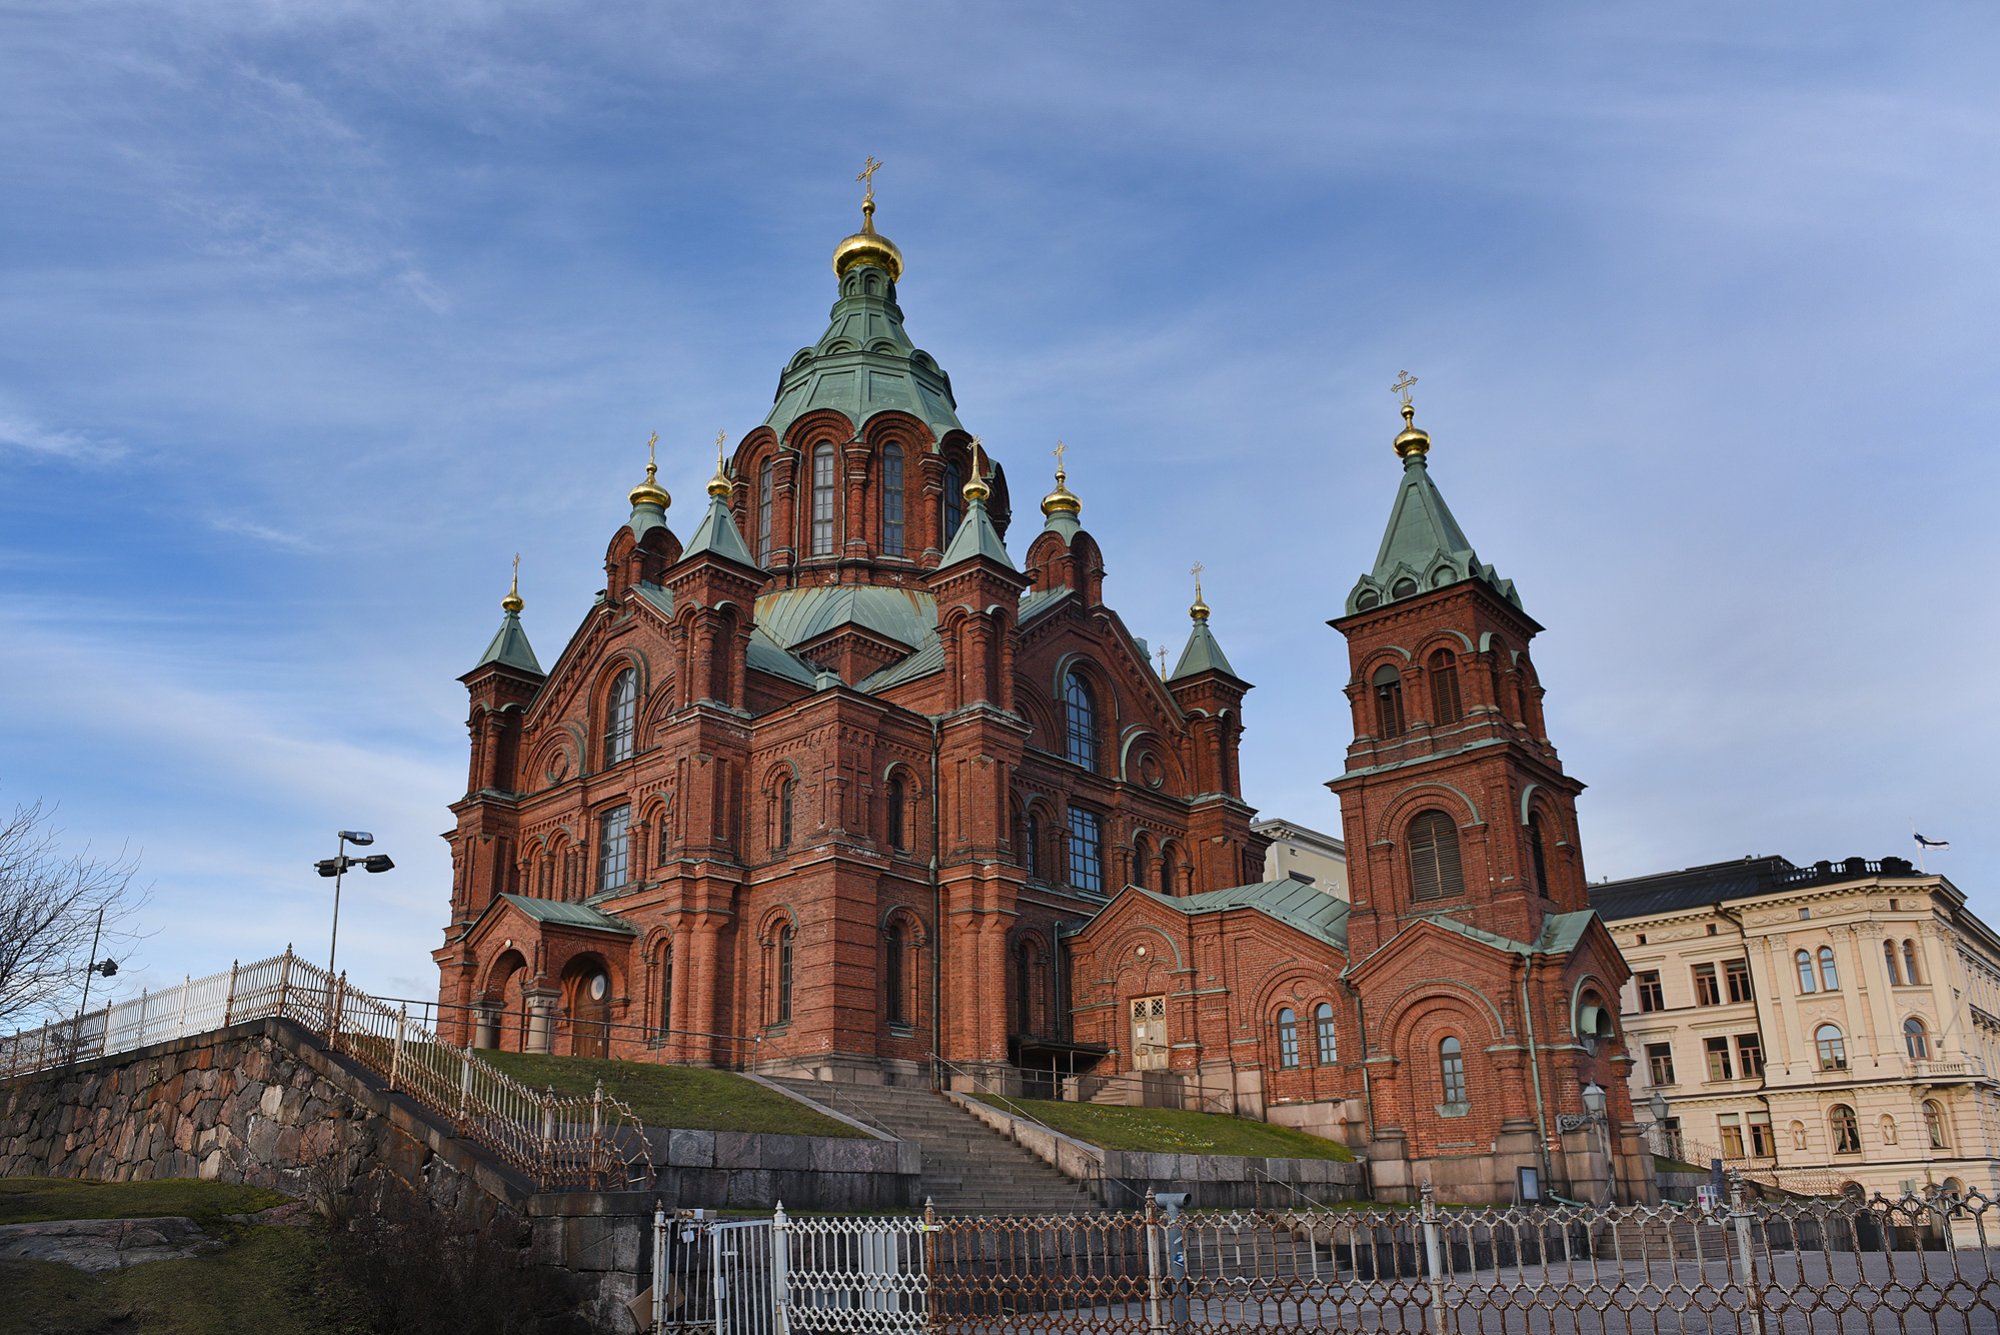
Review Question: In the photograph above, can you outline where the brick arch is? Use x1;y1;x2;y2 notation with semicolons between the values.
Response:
1370;781;1485;845
1103;920;1186;973
1117;727;1187;797
1349;643;1415;688
478;947;530;999
1378;978;1509;1055
1567;973;1618;1039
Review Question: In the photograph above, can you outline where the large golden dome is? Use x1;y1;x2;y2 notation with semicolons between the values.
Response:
832;196;904;281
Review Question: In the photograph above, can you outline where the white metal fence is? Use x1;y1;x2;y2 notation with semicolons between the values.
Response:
651;1181;2000;1334
0;948;646;1190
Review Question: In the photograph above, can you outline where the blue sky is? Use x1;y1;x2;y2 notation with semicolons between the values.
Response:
3;3;1995;1013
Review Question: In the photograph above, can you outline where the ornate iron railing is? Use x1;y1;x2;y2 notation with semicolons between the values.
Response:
651;1178;2000;1334
0;948;646;1191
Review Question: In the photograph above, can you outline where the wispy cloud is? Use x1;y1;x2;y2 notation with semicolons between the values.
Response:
0;399;124;464
206;514;321;552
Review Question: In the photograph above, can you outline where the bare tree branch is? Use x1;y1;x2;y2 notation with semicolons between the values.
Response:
0;799;148;1028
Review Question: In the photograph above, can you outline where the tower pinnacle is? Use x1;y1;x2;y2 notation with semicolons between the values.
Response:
832;156;905;280
501;553;524;614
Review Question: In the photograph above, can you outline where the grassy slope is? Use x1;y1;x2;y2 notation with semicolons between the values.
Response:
975;1096;1356;1162
0;1178;332;1335
478;1050;867;1138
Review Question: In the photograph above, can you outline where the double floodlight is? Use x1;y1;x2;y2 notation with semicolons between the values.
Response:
315;853;395;877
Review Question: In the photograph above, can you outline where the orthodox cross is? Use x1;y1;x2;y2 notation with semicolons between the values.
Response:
511;552;520;585
857;155;883;204
715;429;728;470
968;435;984;479
646;431;659;467
1190;560;1205;599
1053;440;1067;468
1156;645;1168;678
1391;370;1418;407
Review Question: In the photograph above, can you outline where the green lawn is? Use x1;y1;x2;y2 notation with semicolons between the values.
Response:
974;1096;1356;1161
0;1175;289;1227
0;1178;330;1335
478;1051;867;1137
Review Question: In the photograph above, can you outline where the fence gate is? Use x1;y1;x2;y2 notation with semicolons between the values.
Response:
653;1208;926;1335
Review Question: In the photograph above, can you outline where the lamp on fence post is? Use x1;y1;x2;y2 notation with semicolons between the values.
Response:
315;830;395;983
1581;1081;1614;1206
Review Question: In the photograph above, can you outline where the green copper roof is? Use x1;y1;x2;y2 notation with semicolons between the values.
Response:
1169;617;1238;681
938;495;1013;569
498;893;636;935
628;499;667;540
1018;586;1071;624
1041;508;1082;543
1408;908;1596;958
857;634;944;692
755;584;937;652
1130;880;1349;952
1346;455;1520;615
747;626;819;685
472;610;543;676
682;493;761;569
765;265;963;444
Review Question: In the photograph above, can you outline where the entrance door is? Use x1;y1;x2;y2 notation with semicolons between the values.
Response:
572;971;611;1059
1130;995;1168;1070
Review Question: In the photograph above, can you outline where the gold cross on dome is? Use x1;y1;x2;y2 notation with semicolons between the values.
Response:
511;552;520;583
1391;370;1418;406
1053;440;1067;467
968;435;984;478
1190;560;1205;594
715;429;728;468
1156;645;1168;677
857;155;883;204
646;431;659;467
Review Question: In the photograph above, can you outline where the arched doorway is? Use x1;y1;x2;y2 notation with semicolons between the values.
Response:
484;950;529;1051
563;957;614;1059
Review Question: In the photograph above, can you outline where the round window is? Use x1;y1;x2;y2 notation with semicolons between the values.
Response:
589;973;608;1002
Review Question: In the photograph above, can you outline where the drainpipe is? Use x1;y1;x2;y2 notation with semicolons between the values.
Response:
930;715;943;1090
1520;951;1556;1193
1345;978;1377;1144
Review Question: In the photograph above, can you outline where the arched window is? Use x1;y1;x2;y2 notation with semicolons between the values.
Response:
1815;1023;1847;1071
1903;939;1922;985
1407;811;1464;902
1276;1009;1300;1068
1904;1017;1931;1060
1372;664;1406;737
944;456;965;541
810;442;837;556
1829;1104;1861;1154
1427;649;1462;725
656;807;672;866
1025;811;1044;880
658;945;673;1038
777;775;795;850
884;922;907;1027
1884;940;1901;986
597;804;631;893
1526;810;1551;895
1439;1036;1468;1106
604;667;637;765
1063;670;1098;769
1796;950;1817;993
882;444;905;556
886;773;907;852
1067;807;1104;894
1924;1099;1950;1150
1817;946;1840;991
757;459;774;562
1314;1002;1338;1064
775;923;795;1025
1132;832;1154;892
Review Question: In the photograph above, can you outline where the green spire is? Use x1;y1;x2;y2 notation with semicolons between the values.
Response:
938;447;1013;569
1170;565;1240;680
473;560;543;675
1345;408;1518;614
681;488;762;569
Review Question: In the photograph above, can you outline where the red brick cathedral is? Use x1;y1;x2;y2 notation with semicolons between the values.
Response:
432;190;1648;1203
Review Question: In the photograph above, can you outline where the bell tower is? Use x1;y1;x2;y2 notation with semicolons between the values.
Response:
1330;376;1646;1205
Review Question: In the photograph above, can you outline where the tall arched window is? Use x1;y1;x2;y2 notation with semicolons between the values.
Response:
882;444;905;556
1276;1008;1300;1068
1439;1036;1468;1106
604;667;637;764
1795;950;1817;993
1817;946;1840;991
1314;1002;1338;1064
1903;939;1922;985
597;804;631;893
884;922;907;1026
776;923;795;1024
886;773;907;851
1904;1016;1931;1060
756;460;774;562
1884;940;1902;986
810;443;837;555
1815;1023;1847;1071
1829;1104;1861;1154
1527;811;1551;895
776;775;795;850
944;457;965;541
1063;670;1098;770
1132;832;1154;892
1427;649;1462;725
1067;807;1104;894
658;945;673;1038
1372;664;1406;737
1407;811;1464;901
1924;1099;1950;1150
1025;811;1044;880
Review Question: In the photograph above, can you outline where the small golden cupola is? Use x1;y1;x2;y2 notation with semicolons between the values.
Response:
707;429;733;500
832;155;905;281
1189;561;1211;623
1041;440;1081;519
1391;369;1430;461
629;431;671;510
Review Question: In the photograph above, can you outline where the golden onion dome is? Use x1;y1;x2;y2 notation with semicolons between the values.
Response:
963;439;992;503
832;197;905;281
629;459;671;511
1042;464;1081;518
1189;564;1210;622
707;430;733;499
501;555;525;615
1393;401;1431;460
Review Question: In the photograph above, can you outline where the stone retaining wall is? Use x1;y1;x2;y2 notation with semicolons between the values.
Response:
948;1093;1367;1209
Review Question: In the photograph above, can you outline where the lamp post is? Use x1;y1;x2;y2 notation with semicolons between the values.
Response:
1581;1081;1613;1205
1648;1089;1674;1158
74;906;120;1021
314;830;395;982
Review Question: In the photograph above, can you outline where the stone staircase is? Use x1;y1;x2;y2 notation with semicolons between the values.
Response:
767;1078;1099;1215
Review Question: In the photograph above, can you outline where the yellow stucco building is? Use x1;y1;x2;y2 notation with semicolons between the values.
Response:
1594;854;2000;1203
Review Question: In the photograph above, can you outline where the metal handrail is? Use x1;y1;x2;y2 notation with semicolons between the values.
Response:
932;1053;1144;1206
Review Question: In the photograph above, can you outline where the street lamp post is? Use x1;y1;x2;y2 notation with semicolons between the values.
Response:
1582;1081;1613;1205
315;830;395;982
